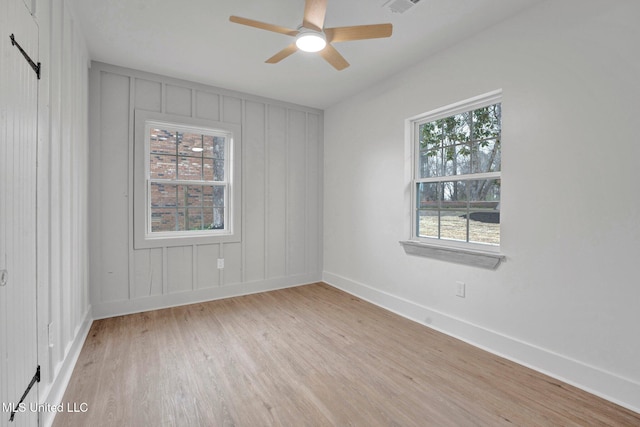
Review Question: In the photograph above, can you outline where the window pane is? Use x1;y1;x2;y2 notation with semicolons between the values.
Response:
203;207;213;229
467;179;500;245
203;186;213;207
467;179;500;204
175;208;186;231
417;210;438;238
419;122;442;178
213;160;225;181
202;135;214;158
186;185;203;207
203;185;226;230
186;211;204;231
472;104;501;141
416;182;438;239
212;207;224;230
178;132;203;156
443;143;472;176
471;138;501;173
469;216;500;245
178;156;203;180
203;185;225;208
212;136;225;160
150;183;177;207
440;210;468;242
149;129;176;155
443;112;471;143
213;185;225;207
151;208;177;232
416;182;438;209
441;181;468;206
203;158;214;181
418;148;441;178
150;155;176;179
440;181;468;241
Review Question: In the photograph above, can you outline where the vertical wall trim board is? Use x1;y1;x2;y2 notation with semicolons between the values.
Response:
284;108;290;276
127;76;136;300
241;99;247;284
162;246;168;295
219;242;224;286
219;94;224;122
220;94;225;122
161;82;166;114
191;88;196;118
304;113;309;273
192;245;197;291
264;105;271;279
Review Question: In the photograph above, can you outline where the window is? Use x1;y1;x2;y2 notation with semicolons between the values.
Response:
134;111;241;248
402;91;504;268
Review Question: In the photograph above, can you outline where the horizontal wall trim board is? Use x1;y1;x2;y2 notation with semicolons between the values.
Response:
322;271;640;414
92;275;322;319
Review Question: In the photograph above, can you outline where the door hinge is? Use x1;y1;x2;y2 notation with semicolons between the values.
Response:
8;365;40;422
9;33;41;79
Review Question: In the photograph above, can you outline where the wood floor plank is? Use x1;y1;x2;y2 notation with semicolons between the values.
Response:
53;283;640;426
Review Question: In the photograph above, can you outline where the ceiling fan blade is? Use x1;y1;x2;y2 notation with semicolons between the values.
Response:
229;16;298;36
265;43;299;64
325;23;393;43
302;0;327;32
319;44;350;71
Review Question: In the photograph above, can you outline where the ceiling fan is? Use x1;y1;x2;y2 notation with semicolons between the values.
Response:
229;0;393;71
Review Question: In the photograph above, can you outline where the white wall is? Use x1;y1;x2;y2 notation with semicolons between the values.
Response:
33;0;92;425
89;63;323;318
323;0;640;412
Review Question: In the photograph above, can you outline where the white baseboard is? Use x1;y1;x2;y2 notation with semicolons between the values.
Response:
323;271;640;414
40;307;93;427
92;273;322;319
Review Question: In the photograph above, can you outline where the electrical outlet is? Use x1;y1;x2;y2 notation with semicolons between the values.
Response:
217;258;224;269
456;281;466;298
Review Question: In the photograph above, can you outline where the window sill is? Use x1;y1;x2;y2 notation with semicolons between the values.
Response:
399;240;505;270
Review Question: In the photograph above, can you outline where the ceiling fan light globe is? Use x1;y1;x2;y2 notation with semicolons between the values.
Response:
296;31;327;52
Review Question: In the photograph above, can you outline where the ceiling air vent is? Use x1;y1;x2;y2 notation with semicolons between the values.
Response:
383;0;421;14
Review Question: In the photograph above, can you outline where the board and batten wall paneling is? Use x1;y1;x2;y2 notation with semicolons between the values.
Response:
98;71;131;303
89;62;323;318
266;105;287;278
244;101;267;282
34;0;93;425
306;112;322;274
287;110;308;277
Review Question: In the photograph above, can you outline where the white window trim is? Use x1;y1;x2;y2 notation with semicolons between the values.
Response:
133;110;242;249
400;90;505;269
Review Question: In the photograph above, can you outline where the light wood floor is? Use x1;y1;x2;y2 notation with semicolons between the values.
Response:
53;283;639;426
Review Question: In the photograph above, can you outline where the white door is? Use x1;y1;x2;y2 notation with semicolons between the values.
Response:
0;0;40;426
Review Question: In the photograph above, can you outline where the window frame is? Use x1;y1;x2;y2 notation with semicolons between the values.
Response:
133;110;242;249
401;90;505;268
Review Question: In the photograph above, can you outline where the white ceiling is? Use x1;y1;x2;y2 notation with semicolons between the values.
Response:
70;0;542;109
